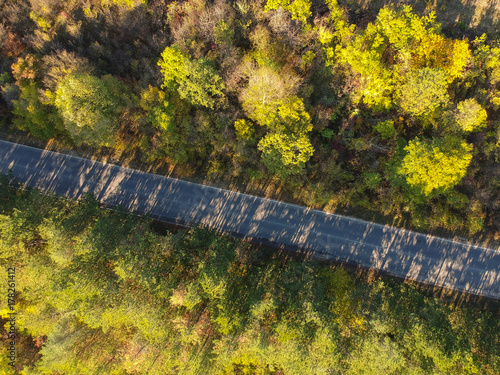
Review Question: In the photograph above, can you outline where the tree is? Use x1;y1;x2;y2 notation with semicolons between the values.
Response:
398;68;449;117
271;96;313;134
412;34;471;83
397;137;473;196
240;66;301;127
374;120;397;140
334;6;441;112
12;83;61;139
10;54;62;139
264;0;312;26
335;6;467;113
55;73;126;147
158;46;225;109
140;86;177;133
258;132;314;177
42;50;93;92
452;98;487;133
234;119;255;141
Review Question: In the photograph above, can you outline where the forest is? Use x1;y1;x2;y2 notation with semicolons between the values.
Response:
0;0;499;242
0;176;499;374
1;0;500;372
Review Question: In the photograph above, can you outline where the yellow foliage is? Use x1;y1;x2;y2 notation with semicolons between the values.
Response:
334;5;471;111
234;119;255;141
222;352;268;375
413;34;470;82
400;137;473;196
100;0;146;8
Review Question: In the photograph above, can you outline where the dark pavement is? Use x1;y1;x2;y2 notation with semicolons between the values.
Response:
0;140;499;299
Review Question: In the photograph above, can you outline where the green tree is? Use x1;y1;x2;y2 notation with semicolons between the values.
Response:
158;46;225;109
374;120;397;140
397;136;473;196
55;73;127;147
258;132;314;177
12;83;62;139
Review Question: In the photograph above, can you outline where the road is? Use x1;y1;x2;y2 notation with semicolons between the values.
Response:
0;139;499;299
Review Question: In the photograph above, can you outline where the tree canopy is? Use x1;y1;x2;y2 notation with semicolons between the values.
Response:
55;73;126;147
258;132;314;177
398;137;473;196
0;180;498;374
1;0;499;256
158;46;225;109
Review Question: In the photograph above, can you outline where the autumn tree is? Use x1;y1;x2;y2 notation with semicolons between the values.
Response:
11;54;62;139
12;83;62;139
264;0;312;26
398;68;449;118
451;98;487;132
397;136;473;196
158;46;225;109
240;65;301;127
55;73;129;147
334;6;469;113
258;132;314;177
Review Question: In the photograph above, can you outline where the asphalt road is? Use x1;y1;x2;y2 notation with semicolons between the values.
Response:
1;139;499;299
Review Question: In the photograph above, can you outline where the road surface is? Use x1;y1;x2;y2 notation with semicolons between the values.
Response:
0;140;499;299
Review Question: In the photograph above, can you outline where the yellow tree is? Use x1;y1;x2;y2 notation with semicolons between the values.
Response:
452;98;488;133
398;136;473;196
264;0;312;26
258;132;314;178
397;68;449;118
333;6;470;112
158;46;225;109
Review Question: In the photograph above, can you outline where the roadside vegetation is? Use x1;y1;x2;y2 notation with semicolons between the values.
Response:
1;177;499;374
1;0;499;242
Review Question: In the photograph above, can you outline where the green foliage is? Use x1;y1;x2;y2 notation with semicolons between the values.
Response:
363;172;382;190
12;83;61;139
258;132;314;177
1;182;499;374
398;136;473;196
322;128;335;139
374;120;397;140
398;68;449;117
55;73;127;147
158;46;225;109
0;0;497;308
